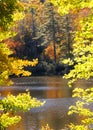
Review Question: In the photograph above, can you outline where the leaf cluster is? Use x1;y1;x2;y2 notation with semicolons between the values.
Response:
0;42;38;85
0;0;18;30
41;124;53;130
0;92;45;129
50;0;93;15
63;14;93;86
68;88;93;130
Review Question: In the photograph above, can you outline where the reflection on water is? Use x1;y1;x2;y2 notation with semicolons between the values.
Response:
0;77;72;99
0;76;93;130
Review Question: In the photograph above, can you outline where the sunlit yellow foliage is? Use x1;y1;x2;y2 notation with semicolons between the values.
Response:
49;1;93;86
68;88;93;130
0;92;45;112
0;1;42;130
0;113;21;129
12;11;25;22
51;0;93;130
49;0;93;15
11;58;38;77
41;124;53;130
0;92;45;129
0;1;38;86
63;14;93;86
68;123;89;130
0;41;38;85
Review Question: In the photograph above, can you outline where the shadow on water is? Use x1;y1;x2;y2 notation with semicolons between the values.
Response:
0;76;93;130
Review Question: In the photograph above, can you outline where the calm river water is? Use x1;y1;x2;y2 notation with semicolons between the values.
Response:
0;76;93;130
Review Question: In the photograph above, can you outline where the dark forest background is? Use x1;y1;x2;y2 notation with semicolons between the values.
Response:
6;0;82;76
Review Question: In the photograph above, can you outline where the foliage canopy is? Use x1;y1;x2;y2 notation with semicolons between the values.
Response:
50;0;93;130
0;0;44;130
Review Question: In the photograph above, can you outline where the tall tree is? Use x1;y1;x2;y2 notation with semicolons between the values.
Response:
15;3;44;60
40;2;60;64
39;1;74;64
59;14;74;60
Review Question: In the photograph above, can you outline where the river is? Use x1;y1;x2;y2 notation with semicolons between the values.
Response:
0;76;93;130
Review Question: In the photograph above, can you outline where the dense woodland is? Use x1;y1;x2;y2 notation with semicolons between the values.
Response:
1;0;93;130
5;0;77;76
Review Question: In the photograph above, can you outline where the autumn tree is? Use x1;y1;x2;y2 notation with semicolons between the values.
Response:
45;42;60;61
50;0;93;129
39;1;61;64
14;0;44;60
0;0;44;129
39;1;74;65
59;14;74;60
65;14;74;58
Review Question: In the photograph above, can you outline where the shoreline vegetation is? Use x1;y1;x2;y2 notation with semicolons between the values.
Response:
1;0;93;130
